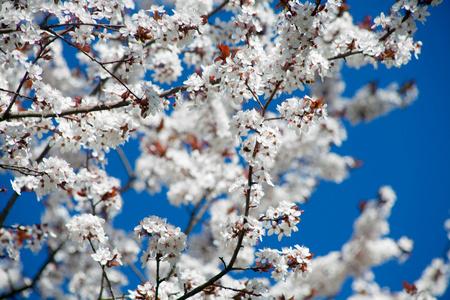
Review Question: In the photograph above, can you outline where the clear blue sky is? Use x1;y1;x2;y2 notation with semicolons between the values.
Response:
1;0;449;298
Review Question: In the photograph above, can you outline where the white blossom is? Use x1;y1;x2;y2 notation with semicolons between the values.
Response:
66;214;108;246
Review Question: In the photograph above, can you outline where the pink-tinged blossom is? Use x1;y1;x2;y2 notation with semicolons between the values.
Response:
66;214;108;245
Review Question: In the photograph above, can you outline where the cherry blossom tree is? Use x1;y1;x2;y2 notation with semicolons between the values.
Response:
0;0;449;299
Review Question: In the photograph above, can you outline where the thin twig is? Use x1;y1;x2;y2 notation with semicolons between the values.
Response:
212;283;262;296
207;0;230;19
128;263;147;283
115;146;134;178
0;30;62;121
155;255;161;300
262;80;283;116
328;50;364;61
42;22;124;30
245;82;263;110
0;164;44;176
45;28;141;102
0;87;37;101
175;164;254;300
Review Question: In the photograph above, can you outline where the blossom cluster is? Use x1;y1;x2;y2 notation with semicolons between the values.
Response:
260;200;303;241
11;157;76;200
66;213;108;246
91;247;123;267
134;216;187;267
255;245;313;281
71;167;123;218
277;96;328;136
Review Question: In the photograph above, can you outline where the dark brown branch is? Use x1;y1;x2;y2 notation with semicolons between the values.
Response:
262;80;283;116
0;84;192;121
311;0;322;16
0;164;44;176
328;50;364;61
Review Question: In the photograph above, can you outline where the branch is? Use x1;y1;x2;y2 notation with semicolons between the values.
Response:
184;196;214;236
328;9;413;61
245;82;263;110
311;0;322;17
1;84;190;121
211;283;262;297
89;39;156;97
262;80;283;116
113;144;134;180
0;164;44;176
128;263;147;283
328;50;364;61
155;255;161;300
41;22;124;31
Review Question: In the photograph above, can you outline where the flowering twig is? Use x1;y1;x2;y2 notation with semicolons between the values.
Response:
88;238;116;300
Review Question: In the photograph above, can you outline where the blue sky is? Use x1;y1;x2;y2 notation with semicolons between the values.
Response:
1;0;449;298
